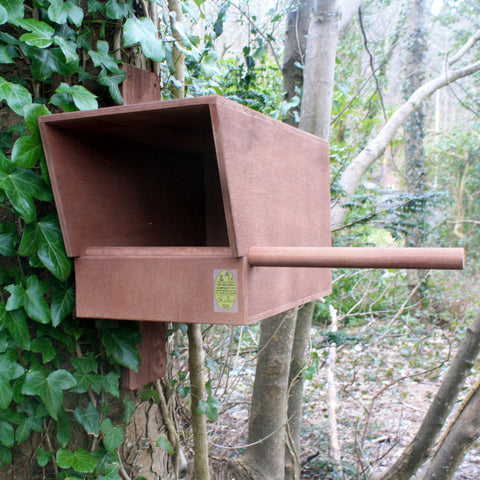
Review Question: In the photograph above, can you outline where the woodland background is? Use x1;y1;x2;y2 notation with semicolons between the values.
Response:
0;0;479;479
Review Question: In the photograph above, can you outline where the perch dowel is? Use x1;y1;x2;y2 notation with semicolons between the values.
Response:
248;247;465;270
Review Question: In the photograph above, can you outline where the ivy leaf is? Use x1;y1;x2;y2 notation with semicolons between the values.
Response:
49;92;76;112
56;448;97;473
100;418;124;453
0;5;6;25
89;40;121;73
57;408;71;446
74;402;100;435
105;0;131;19
0;419;14;448
156;434;174;455
15;414;43;443
0;45;17;64
0;233;16;256
24;103;50;137
53;35;79;63
36;448;52;467
0;354;24;409
21;369;77;420
0;305;31;349
197;395;221;421
18;19;55;48
102;328;140;371
200;51;219;79
123;17;165;62
31;337;56;363
54;83;98;111
71;355;98;393
48;0;84;28
37;215;72;281
0;0;24;25
50;281;74;326
0;77;32;116
4;284;25;311
11;135;43;168
20;45;78;81
97;68;126;105
102;371;120;398
0;167;51;222
22;275;51;324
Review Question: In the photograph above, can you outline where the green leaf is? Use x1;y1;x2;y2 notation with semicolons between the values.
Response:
0;419;14;448
0;45;17;64
97;68;125;105
51;281;74;326
48;0;84;27
16;414;43;443
0;77;32;116
24;103;50;136
0;354;24;409
53;35;79;63
57;408;71;446
11;135;43;168
197;395;221;421
0;5;7;25
31;337;56;363
49;92;76;112
200;51;219;79
74;402;100;435
23;275;50;324
123;17;165;62
21;369;77;420
105;0;131;19
0;445;12;465
0;167;52;222
0;0;24;25
55;83;98;111
102;328;140;371
156;434;174;455
36;448;52;468
56;448;97;473
18;19;55;48
0;233;16;256
21;45;78;81
0;305;30;349
37;215;72;281
100;418;124;453
89;40;121;73
5;284;25;311
102;371;120;398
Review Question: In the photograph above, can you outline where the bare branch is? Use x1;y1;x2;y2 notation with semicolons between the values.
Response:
448;29;480;66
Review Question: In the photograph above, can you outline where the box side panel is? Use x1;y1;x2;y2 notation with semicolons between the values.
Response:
247;266;331;324
75;255;248;325
211;102;331;257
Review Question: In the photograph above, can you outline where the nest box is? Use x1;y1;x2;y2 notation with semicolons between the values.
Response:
39;96;464;326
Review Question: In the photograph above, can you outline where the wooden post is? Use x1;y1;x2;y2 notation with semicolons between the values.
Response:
119;64;166;391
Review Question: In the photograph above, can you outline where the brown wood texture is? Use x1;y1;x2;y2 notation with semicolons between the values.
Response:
120;64;161;105
75;248;247;324
248;247;465;270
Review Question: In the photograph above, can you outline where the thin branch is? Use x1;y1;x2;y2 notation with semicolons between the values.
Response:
448;28;480;67
358;6;388;123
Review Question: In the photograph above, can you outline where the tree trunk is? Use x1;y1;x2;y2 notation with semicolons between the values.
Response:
376;310;480;480
282;0;311;126
403;0;427;296
421;379;480;480
285;302;315;480
241;310;297;479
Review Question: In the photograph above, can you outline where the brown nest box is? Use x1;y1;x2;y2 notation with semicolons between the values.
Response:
39;96;464;326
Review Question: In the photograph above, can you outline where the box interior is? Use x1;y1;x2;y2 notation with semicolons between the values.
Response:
44;104;230;255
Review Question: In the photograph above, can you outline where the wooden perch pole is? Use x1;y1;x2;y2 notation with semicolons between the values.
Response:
248;247;465;270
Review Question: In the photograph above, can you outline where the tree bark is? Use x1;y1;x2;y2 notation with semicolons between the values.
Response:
243;310;297;480
282;0;311;126
376;310;480;480
285;302;315;480
403;0;427;295
188;324;210;480
168;0;186;98
421;379;480;480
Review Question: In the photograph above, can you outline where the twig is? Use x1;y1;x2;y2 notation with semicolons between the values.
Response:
327;305;341;463
118;450;132;480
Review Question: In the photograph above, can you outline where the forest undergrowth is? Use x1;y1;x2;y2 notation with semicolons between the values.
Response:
172;268;480;479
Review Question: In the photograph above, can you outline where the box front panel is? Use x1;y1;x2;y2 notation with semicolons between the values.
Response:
75;254;247;325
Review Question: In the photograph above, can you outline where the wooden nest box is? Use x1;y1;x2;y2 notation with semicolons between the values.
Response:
39;96;464;326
